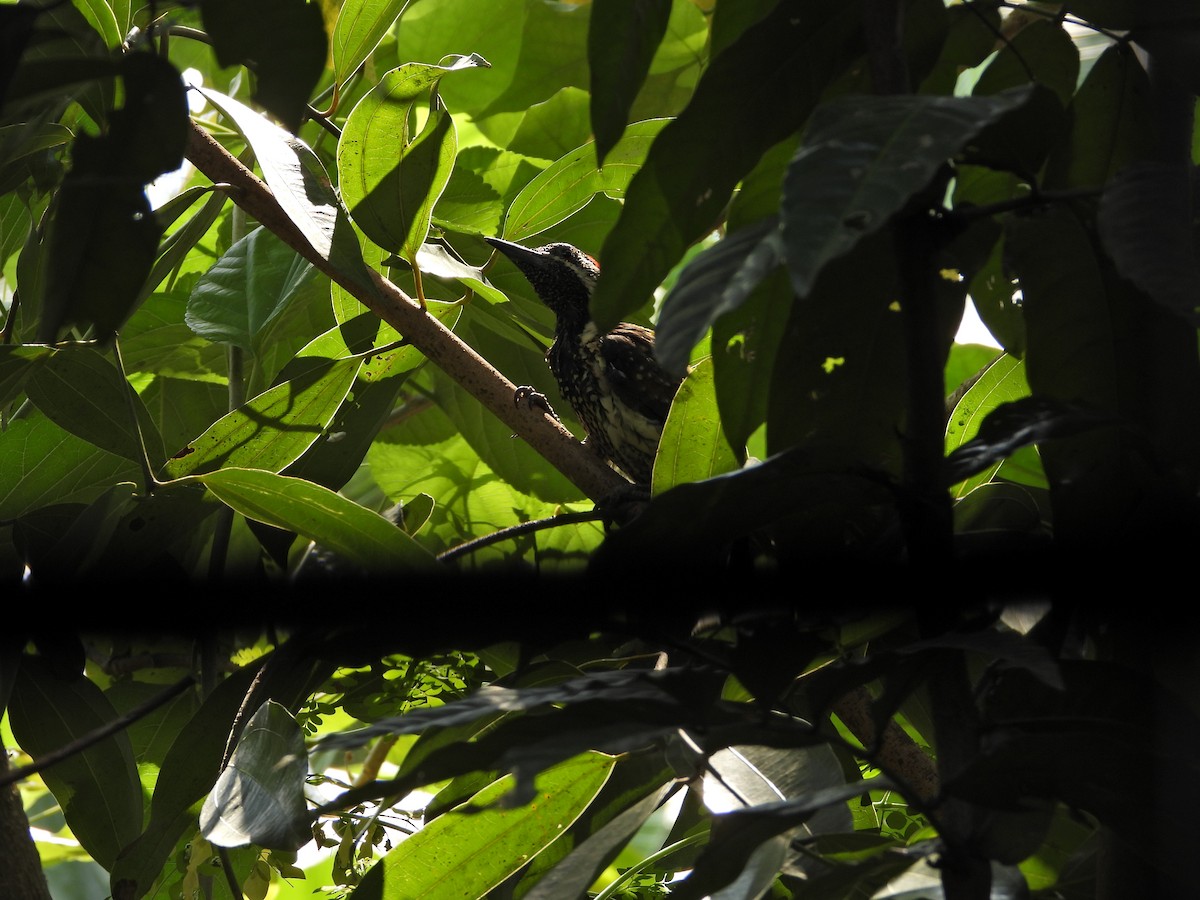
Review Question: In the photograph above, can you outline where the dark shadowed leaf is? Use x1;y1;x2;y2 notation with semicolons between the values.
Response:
25;345;165;465
591;445;898;571
668;781;888;900
317;667;728;753
0;343;54;407
8;655;143;871
521;780;676;900
200;0;327;133
588;0;673;165
1042;42;1153;191
655;217;782;376
781;88;1030;298
1098;160;1200;322
591;0;865;330
36;170;159;342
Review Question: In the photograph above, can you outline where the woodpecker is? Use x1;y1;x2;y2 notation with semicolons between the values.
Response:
485;237;683;486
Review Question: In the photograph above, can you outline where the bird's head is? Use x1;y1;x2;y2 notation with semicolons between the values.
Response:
485;237;599;323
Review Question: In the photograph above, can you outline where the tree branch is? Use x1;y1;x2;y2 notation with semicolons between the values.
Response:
182;121;631;507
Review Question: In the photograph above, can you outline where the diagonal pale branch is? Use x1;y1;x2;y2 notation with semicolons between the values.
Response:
183;121;629;505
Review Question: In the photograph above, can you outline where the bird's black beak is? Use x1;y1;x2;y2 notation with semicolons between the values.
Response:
485;236;548;273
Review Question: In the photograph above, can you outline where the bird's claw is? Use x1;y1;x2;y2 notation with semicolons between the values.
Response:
514;385;559;420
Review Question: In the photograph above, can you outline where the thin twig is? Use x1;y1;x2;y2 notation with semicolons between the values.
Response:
0;674;197;788
436;509;605;563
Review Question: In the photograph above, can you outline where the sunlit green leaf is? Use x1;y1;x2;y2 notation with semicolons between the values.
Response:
351;753;615;900
332;0;408;85
654;357;738;493
194;466;433;570
339;59;485;259
500;118;669;241
161;355;361;479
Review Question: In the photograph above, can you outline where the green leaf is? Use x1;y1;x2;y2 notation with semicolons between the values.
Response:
143;185;229;304
161;355;361;479
110;647;334;900
199;701;311;850
0;120;72;192
70;0;122;49
8;655;143;871
24;344;164;464
350;753;616;900
332;0;408;85
0;193;32;271
199;87;378;299
944;353;1032;498
369;425;601;569
393;0;529;117
590;0;866;330
0;416;138;520
588;0;673;165
193;467;434;570
274;307;458;493
0;343;55;407
184;225;320;353
500;118;669;241
780;88;1031;298
338;59;484;258
200;0;327;133
518;758;677;900
943;397;1113;488
653;357;739;493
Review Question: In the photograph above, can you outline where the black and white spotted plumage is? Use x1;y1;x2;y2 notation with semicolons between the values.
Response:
486;238;682;485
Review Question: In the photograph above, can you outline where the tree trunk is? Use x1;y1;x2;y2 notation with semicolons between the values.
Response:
0;736;53;900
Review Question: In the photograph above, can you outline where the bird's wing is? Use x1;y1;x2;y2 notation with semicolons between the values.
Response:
599;324;683;423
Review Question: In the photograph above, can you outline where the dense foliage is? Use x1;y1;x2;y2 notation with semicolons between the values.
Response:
2;0;1200;899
